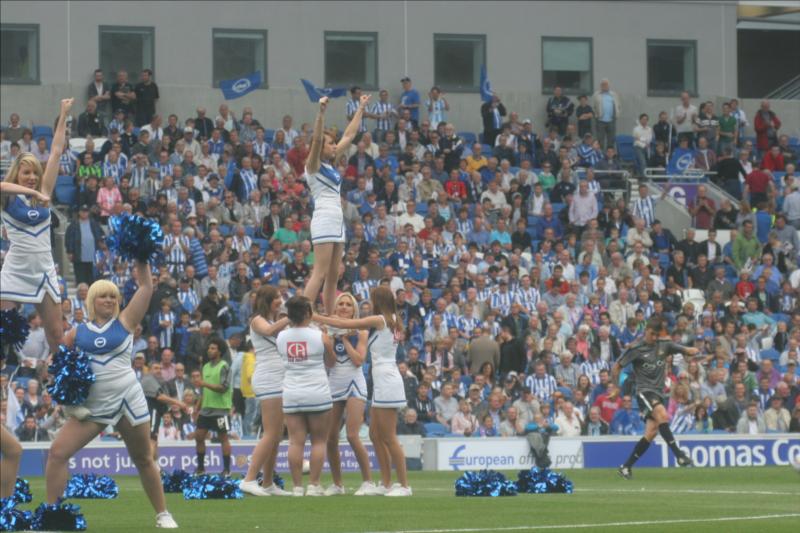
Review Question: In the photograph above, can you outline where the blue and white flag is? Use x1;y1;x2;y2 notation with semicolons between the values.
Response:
480;65;493;103
667;146;694;175
220;71;262;100
300;79;348;102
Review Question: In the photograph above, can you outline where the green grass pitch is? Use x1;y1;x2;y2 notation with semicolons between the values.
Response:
18;467;800;532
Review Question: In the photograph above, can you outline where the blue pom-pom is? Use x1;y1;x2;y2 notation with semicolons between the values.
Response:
0;497;33;532
63;474;119;499
183;475;243;500
455;470;518;497
255;471;285;489
46;345;96;406
161;469;192;493
0;309;30;353
516;467;573;494
106;214;164;263
12;480;31;505
32;500;86;531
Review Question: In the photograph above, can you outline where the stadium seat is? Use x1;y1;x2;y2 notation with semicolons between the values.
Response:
264;129;275;143
32;125;53;138
244;226;255;237
430;288;443;300
416;202;428;216
223;326;245;339
615;135;636;162
424;423;448;437
132;127;140;136
759;348;780;361
458;131;477;146
54;184;77;205
56;175;74;187
509;166;520;175
254;238;269;252
551;203;566;214
481;144;493;155
789;136;799;149
219;224;232;236
527;215;538;227
478;133;485;144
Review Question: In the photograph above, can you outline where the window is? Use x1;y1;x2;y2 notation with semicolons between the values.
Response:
1;24;39;84
541;37;592;94
213;29;267;87
647;40;697;96
99;26;154;80
324;32;377;89
434;34;486;92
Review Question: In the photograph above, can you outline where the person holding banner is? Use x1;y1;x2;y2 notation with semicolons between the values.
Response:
303;93;370;315
45;260;179;528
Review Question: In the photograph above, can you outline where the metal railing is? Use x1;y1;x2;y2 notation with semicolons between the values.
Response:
764;74;800;100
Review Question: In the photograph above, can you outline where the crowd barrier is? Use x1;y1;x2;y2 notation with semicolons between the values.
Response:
17;434;797;476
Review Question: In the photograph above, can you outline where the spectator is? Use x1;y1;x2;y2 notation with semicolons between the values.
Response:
737;401;766;434
434;383;459;429
610;394;644;435
632;113;653;176
673;91;698;146
65;205;105;286
396;408;426;436
545;86;574;136
77;100;106;137
110;70;136;119
689;185;716;230
592;78;620;151
87;68;112;116
582;406;610;436
481;95;506;146
754;100;781;153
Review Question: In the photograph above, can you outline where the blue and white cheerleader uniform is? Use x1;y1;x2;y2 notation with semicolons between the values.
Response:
250;320;285;401
75;318;149;426
329;332;368;402
370;315;406;409
0;195;61;304
307;162;346;244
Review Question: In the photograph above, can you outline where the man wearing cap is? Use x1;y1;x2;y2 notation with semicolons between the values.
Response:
398;77;421;124
182;126;202;160
65;204;105;285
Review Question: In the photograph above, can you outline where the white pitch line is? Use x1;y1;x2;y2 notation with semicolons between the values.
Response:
354;513;800;533
411;487;800;496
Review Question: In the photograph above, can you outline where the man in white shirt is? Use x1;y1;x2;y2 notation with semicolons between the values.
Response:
555;401;583;437
568;180;598;231
673;91;698;146
140;114;164;142
278;114;299;145
395;200;425;234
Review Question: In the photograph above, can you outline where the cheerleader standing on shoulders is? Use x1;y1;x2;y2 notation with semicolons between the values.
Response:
1;98;73;352
240;285;292;496
314;286;412;496
0;181;50;498
303;94;370;314
276;296;335;496
44;260;178;528
324;293;376;496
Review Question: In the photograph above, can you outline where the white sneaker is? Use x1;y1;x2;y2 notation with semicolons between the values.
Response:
305;484;325;496
155;511;178;528
291;486;305;497
239;479;270;497
354;481;379;496
372;483;394;495
262;484;292;496
324;484;346;496
385;485;412;497
63;405;91;421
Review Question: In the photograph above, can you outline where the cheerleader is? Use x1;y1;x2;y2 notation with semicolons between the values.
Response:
1;98;73;354
324;293;375;496
276;296;335;496
314;286;412;496
44;260;178;528
303;94;370;314
240;286;292;497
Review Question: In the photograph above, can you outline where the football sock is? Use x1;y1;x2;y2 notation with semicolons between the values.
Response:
658;422;684;457
623;437;652;468
223;454;231;471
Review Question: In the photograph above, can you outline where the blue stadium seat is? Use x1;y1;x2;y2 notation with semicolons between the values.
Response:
459;131;477;146
41;135;53;149
789;136;799;148
551;203;566;214
430;288;443;300
223;326;245;339
32;125;53;138
478;133;485;144
219;224;232;236
57;175;74;186
264;129;275;143
424;423;448;437
254;238;269;252
509;166;520;175
132;127;140;136
616;135;636;162
416;202;428;216
760;349;780;361
481;144;493;155
244;226;255;237
527;215;538;227
54;184;77;205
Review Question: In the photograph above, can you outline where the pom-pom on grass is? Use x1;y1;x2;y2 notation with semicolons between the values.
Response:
516;467;574;494
0;497;33;532
47;345;96;406
161;469;192;493
455;470;518;497
63;474;119;499
106;213;165;263
12;480;31;505
32;500;87;531
183;475;243;500
0;309;30;353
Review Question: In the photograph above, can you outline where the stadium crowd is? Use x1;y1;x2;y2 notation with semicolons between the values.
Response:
1;68;800;445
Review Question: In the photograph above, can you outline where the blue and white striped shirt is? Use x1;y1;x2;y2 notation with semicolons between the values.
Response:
457;316;482;338
490;290;513;315
514;287;540;313
632;195;658;226
525;374;558;402
372;101;395;131
178;289;199;314
129;165;147;189
239;168;257;200
580;359;609;386
475;288;492;303
353;278;377;301
346;99;368;133
157;310;175;348
427;98;447;129
154;161;173;180
102;160;125;183
59;150;78;176
253;140;271;160
456;219;474;236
